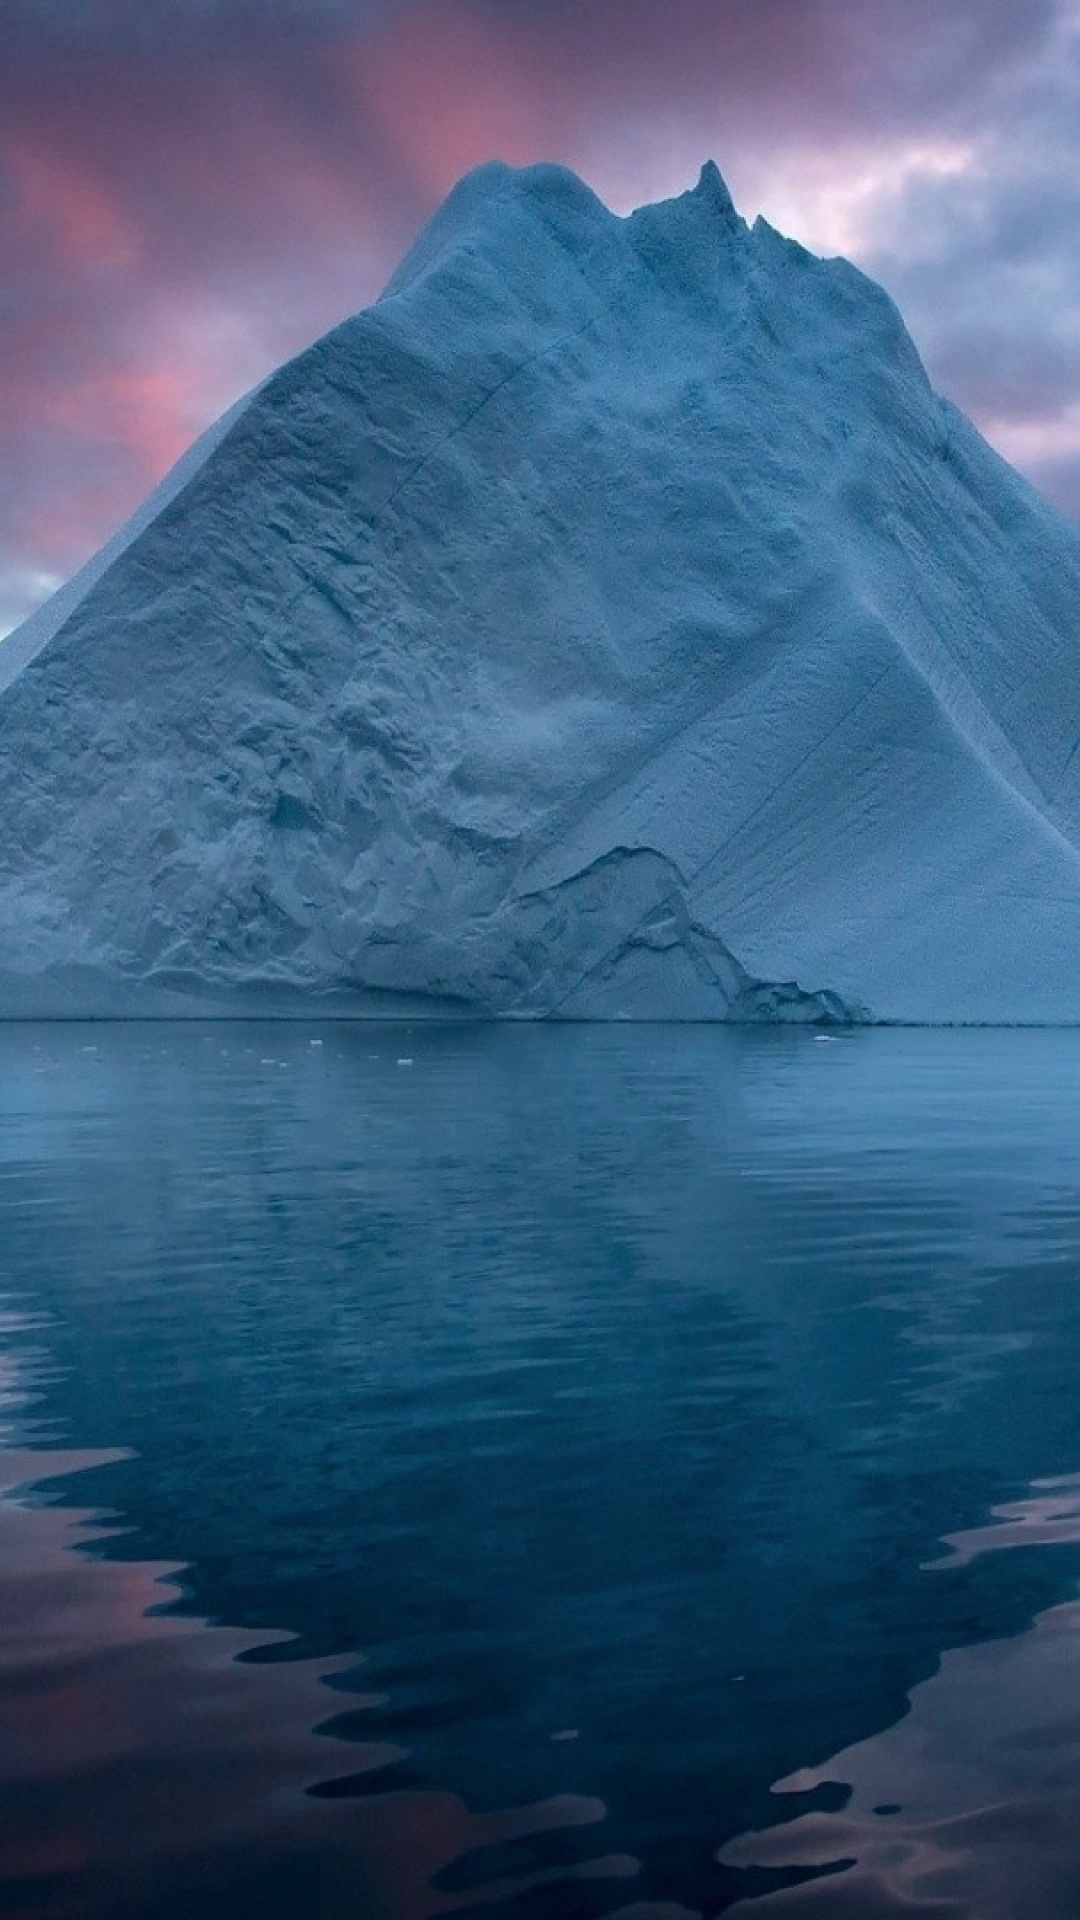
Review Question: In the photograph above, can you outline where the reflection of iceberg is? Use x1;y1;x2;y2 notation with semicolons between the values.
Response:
10;1023;1080;1914
0;1448;632;1920
722;1479;1080;1917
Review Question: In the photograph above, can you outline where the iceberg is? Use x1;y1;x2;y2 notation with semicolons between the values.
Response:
3;159;1080;1022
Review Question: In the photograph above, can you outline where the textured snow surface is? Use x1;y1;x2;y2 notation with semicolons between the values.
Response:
4;159;1080;1021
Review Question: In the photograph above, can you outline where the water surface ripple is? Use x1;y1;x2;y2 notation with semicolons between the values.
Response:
4;1024;1080;1917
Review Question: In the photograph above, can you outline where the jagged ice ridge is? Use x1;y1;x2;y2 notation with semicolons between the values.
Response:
4;159;1080;1022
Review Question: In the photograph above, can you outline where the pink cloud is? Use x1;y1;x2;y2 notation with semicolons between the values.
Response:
345;3;562;203
7;135;138;273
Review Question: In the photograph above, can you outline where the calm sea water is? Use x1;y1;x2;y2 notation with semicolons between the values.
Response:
5;1023;1080;1919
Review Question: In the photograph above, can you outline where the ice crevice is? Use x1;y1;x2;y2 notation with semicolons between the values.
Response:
461;849;861;1024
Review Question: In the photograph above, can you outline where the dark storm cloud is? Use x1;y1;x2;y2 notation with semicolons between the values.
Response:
865;165;1080;413
1026;454;1080;524
2;0;1079;624
929;329;1080;428
847;25;1080;519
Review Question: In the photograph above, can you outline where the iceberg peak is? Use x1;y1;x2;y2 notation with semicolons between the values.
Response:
381;159;611;299
5;157;1080;1025
691;158;739;223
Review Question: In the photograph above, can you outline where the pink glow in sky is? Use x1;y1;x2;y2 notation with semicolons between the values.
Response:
3;0;1080;634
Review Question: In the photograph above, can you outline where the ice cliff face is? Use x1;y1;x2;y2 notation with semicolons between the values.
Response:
4;159;1080;1021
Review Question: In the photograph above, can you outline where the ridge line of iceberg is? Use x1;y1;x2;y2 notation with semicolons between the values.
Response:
3;158;1080;1022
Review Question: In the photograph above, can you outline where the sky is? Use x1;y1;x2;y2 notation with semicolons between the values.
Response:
3;0;1080;637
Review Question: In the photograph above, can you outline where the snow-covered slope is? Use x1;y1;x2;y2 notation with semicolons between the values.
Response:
4;159;1080;1021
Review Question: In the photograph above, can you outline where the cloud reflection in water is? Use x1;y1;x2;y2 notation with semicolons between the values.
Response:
0;1447;648;1920
724;1477;1080;1917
